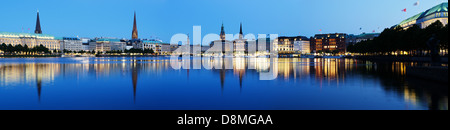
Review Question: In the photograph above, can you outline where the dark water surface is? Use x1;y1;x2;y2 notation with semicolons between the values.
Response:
0;57;447;110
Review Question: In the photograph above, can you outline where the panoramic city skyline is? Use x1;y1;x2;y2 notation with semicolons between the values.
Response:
0;0;445;42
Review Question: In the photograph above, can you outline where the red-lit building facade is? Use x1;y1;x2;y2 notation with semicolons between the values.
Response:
310;33;348;54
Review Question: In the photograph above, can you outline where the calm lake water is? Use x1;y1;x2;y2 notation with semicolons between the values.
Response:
0;57;447;110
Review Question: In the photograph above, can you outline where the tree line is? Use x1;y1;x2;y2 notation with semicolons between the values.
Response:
347;21;448;56
1;43;156;55
0;43;51;55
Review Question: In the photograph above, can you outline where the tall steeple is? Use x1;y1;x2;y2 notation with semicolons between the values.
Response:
132;11;138;39
239;22;243;39
34;10;42;34
220;22;225;40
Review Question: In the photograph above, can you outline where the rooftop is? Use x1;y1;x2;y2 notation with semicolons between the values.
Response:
0;32;55;39
399;2;448;26
314;33;348;39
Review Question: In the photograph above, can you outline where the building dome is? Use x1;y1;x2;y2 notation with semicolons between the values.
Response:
398;2;448;29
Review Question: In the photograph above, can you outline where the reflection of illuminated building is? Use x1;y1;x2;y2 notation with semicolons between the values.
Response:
233;58;246;89
1;58;447;110
0;63;60;103
35;64;43;103
131;63;139;103
0;64;59;87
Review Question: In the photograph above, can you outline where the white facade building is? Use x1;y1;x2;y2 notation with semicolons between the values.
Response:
294;40;311;54
60;37;82;52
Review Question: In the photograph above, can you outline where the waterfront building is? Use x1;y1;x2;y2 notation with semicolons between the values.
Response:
210;23;233;55
111;39;127;51
347;33;380;45
95;38;111;53
396;2;448;29
127;39;142;50
160;43;171;55
254;37;276;55
277;36;310;54
94;38;127;53
87;40;98;52
294;37;311;54
310;33;348;54
59;37;83;52
81;38;96;51
142;39;162;53
0;32;60;51
168;43;181;53
277;37;294;54
233;23;247;55
0;11;59;51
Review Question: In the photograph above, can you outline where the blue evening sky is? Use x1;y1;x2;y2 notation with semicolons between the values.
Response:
0;0;446;42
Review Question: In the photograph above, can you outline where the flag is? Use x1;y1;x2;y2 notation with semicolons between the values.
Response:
414;1;419;6
402;8;407;12
319;29;322;31
373;30;375;33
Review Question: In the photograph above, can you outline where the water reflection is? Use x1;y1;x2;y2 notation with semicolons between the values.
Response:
132;62;139;104
0;57;447;110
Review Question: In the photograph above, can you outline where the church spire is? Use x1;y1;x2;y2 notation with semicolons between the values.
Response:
34;10;42;34
220;22;225;40
132;11;138;39
239;22;243;39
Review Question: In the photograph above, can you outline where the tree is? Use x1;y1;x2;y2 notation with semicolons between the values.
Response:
24;45;30;55
143;48;155;54
6;44;13;54
440;24;448;50
0;43;6;52
15;44;24;54
403;24;421;52
331;50;339;55
347;22;445;56
149;48;155;54
347;44;354;53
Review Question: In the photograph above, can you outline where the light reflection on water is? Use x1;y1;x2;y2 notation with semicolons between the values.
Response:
0;57;447;110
